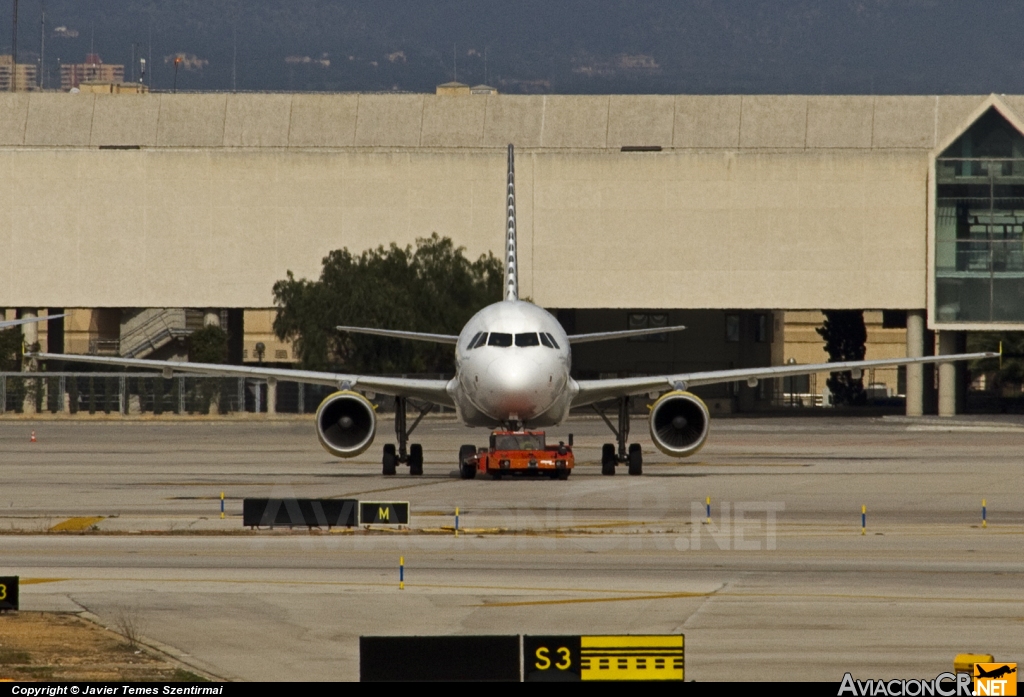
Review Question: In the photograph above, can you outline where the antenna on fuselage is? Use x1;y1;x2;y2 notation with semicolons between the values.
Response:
504;144;519;302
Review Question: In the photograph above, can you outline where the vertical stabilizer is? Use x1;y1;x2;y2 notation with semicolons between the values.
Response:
504;144;519;302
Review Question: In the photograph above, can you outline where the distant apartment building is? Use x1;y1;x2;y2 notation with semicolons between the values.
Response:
0;55;38;91
60;54;124;90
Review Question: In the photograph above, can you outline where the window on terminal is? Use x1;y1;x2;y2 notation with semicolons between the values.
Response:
725;315;741;343
488;333;513;347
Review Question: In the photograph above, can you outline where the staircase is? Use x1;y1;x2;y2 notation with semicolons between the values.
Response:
119;309;201;358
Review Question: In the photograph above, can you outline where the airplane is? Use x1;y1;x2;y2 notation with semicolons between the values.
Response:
35;146;995;477
0;314;66;330
975;665;1016;680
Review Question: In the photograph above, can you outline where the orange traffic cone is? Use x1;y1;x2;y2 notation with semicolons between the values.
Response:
30;430;36;443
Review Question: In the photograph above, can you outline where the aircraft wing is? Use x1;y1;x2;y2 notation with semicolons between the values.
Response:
572;352;997;407
0;314;66;330
567;325;687;344
34;353;455;407
335;326;459;345
333;324;690;345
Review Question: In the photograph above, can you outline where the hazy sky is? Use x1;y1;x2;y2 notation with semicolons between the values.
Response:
13;1;1024;94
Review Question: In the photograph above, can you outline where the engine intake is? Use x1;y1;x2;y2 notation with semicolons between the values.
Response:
649;391;710;457
315;391;376;458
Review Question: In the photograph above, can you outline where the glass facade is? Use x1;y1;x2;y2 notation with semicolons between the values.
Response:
935;108;1024;323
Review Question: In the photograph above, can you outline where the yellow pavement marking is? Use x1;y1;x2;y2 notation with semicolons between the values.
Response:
16;575;1024;608
476;589;1024;609
15;575;704;597
335;480;453;498
650;462;807;468
479;591;711;607
49;516;105;532
420;527;505;534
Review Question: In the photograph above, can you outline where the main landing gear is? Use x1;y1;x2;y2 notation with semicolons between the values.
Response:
382;396;433;476
458;444;477;480
593;397;643;476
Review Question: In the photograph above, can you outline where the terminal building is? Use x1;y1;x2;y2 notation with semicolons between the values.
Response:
1;91;1022;415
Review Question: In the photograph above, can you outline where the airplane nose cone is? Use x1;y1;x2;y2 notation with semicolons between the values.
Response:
487;356;539;392
479;353;557;420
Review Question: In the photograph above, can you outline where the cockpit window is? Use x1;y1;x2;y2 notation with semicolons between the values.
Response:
515;332;540;347
468;332;488;349
543;332;560;349
467;332;484;349
539;333;553;348
487;332;513;347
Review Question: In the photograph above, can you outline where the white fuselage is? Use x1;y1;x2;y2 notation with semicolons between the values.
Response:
448;301;577;427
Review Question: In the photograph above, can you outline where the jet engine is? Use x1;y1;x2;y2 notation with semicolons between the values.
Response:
649;391;710;457
315;391;376;457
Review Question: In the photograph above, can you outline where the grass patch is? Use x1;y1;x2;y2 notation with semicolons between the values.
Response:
171;669;209;682
0;648;31;664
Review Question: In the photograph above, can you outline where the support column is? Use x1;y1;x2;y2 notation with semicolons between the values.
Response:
19;309;39;414
19;309;38;371
938;330;960;417
905;311;925;416
266;377;277;415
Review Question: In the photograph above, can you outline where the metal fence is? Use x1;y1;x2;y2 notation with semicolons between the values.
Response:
0;372;339;415
771;373;823;408
0;372;454;416
0;371;903;416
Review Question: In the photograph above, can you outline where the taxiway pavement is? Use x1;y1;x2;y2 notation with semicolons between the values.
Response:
1;416;1022;681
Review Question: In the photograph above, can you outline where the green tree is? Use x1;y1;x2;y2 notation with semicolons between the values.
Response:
0;328;21;371
968;332;1024;390
273;233;503;373
187;325;230;414
816;310;867;406
188;325;229;364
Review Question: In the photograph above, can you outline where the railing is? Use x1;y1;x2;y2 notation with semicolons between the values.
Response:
0;372;333;415
0;372;452;416
775;391;824;408
935;239;1024;274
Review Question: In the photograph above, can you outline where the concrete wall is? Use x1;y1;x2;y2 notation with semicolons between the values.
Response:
0;92;991;150
242;309;296;363
0;92;1006;310
0;147;929;309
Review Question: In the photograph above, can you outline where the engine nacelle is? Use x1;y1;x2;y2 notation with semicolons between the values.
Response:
649;391;710;457
315;391;376;458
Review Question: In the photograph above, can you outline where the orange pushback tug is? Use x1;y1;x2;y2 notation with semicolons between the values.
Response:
458;430;574;480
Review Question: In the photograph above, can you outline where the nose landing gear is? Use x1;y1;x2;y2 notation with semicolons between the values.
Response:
594;397;643;476
381;396;432;476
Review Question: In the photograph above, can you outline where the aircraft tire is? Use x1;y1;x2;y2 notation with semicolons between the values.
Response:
556;469;570;480
409;443;424;476
382;444;397;476
627;443;643;476
601;443;616;476
458;445;477;480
